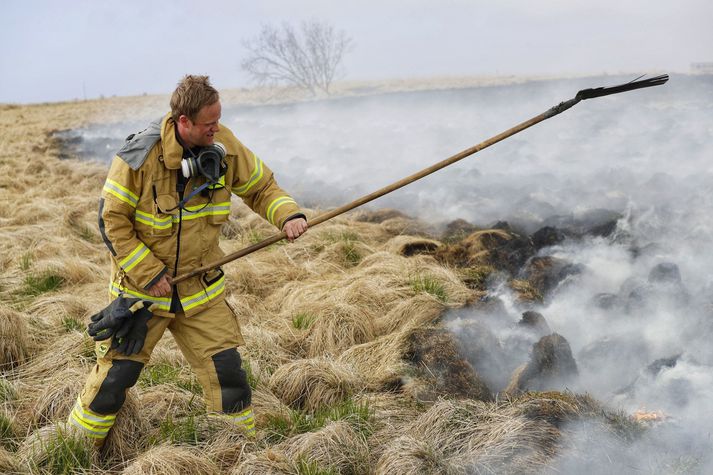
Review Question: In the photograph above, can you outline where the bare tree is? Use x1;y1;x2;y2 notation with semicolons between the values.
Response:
241;21;353;95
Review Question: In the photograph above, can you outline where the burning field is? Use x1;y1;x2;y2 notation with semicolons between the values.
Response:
1;75;712;473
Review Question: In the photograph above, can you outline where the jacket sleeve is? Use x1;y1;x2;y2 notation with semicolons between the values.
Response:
229;146;303;229
99;157;168;290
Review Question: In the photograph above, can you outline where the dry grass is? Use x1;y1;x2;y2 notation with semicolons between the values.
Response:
198;416;254;471
13;366;85;431
17;332;95;382
269;357;362;413
375;435;453;474
304;302;376;357
0;307;29;370
0;446;22;474
0;80;653;474
383;235;441;257
139;384;204;427
374;293;445;336
17;422;97;474
231;450;296;475
376;398;559;474
121;444;220;475
337;329;414;390
281;420;370;474
240;324;293;377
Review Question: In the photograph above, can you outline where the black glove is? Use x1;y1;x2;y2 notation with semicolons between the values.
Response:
111;304;155;356
87;296;146;341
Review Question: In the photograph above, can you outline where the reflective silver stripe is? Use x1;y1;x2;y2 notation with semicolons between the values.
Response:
135;210;172;230
119;242;150;272
180;275;225;311
232;153;264;196
266;196;297;225
180;202;231;221
73;406;116;424
103;179;139;207
68;399;115;438
231;413;254;423
110;282;171;311
68;417;107;438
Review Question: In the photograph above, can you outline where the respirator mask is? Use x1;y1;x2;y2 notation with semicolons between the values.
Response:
181;142;227;185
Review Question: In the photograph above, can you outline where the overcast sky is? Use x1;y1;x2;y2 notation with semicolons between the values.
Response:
1;0;711;103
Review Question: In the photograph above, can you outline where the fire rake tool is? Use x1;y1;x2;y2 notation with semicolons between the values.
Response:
173;74;669;284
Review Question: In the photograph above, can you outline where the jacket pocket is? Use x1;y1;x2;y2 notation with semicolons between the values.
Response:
134;204;173;237
206;188;231;225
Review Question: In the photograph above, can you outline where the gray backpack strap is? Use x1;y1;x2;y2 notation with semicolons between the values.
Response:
116;117;163;170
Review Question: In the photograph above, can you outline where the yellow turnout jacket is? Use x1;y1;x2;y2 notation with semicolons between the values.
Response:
99;113;301;317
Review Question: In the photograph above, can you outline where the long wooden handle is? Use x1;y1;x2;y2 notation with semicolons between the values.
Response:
174;74;669;284
174;102;567;283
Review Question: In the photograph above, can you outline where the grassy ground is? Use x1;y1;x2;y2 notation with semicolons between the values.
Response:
0;79;649;474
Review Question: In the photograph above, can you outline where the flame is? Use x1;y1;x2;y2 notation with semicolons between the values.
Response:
632;409;667;423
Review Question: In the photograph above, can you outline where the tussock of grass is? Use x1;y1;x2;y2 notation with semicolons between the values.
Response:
60;316;84;333
376;398;559;473
458;264;496;290
14;366;85;430
409;274;448;302
139;384;204;426
0;446;22;474
292;312;316;330
18;423;96;474
510;278;543;303
18;332;94;381
0;412;16;449
282;420;372;474
25;293;100;332
199;416;254;471
19;251;33;271
65;209;100;243
375;435;449;474
269;357;362;413
0;307;29;370
384;235;441;256
121;443;220;475
263;398;372;444
20;271;65;296
305;302;375;357
232;450;295;475
227;251;309;299
374;293;445;336
320;229;361;244
240;324;292;377
337;330;413;390
0;378;17;403
35;257;105;287
155;414;200;445
295;457;338;475
317;240;369;268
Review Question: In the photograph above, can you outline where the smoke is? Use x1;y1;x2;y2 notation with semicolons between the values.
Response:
64;74;713;471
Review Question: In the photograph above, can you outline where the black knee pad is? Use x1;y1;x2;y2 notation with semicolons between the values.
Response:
89;360;144;414
212;348;252;413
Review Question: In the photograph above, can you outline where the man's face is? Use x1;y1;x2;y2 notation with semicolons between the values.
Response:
179;101;221;148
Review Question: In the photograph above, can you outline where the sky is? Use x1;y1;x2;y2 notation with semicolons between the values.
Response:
1;0;711;104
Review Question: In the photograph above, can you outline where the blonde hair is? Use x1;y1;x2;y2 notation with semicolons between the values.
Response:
170;75;219;122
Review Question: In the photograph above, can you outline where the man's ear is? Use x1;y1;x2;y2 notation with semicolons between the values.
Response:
178;115;191;126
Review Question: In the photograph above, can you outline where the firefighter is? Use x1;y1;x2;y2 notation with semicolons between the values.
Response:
69;75;307;443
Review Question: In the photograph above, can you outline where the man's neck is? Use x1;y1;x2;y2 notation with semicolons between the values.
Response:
175;124;193;149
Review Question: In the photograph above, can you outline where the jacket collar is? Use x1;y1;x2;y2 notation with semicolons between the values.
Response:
160;113;183;169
